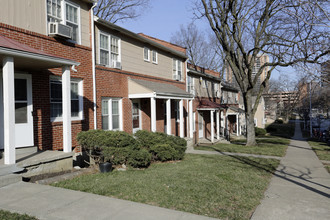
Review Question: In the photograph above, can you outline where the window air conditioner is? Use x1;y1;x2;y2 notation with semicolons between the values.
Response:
173;74;181;81
48;22;72;39
112;60;122;69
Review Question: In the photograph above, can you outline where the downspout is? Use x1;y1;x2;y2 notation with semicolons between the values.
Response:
91;2;97;129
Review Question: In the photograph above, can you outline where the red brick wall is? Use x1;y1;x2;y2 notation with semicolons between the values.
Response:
0;22;94;151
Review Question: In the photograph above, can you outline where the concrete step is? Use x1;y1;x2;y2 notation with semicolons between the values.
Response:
0;174;22;188
16;146;38;155
0;164;25;176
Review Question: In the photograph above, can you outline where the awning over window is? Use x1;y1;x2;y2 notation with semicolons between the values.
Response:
128;78;193;99
0;35;79;70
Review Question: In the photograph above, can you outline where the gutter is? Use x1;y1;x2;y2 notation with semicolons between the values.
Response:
91;2;97;129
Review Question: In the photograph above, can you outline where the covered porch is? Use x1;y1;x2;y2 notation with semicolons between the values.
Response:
0;35;79;165
128;78;194;137
225;106;245;137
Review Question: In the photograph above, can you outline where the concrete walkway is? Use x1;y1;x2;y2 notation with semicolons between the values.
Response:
251;120;330;220
0;182;216;220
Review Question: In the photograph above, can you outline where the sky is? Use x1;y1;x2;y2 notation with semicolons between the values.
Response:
119;0;296;80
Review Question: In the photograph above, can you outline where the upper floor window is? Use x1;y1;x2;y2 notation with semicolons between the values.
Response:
172;59;182;81
144;47;150;61
99;32;121;68
203;79;208;88
47;0;80;43
187;76;195;95
102;98;123;131
50;77;83;121
152;50;158;64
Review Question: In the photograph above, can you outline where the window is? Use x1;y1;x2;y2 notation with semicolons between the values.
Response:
50;77;83;121
47;0;81;43
172;59;182;81
152;50;158;64
144;47;150;61
102;98;122;131
187;76;195;95
214;83;219;97
99;32;121;67
203;79;208;88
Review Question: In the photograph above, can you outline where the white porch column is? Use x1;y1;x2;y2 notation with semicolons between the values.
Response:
3;57;15;164
62;66;72;152
211;110;214;143
236;114;239;136
151;97;156;132
189;100;193;138
179;99;184;138
216;110;220;140
166;99;171;135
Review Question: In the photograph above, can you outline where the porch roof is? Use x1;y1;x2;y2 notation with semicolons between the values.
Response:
197;99;224;110
0;35;79;70
128;78;193;99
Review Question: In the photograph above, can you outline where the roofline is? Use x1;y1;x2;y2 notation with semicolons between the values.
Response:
95;18;188;59
0;47;80;66
188;68;222;81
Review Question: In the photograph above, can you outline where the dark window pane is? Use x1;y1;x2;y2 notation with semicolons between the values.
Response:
51;103;62;118
102;116;109;130
50;82;62;102
112;115;119;130
15;102;27;123
71;100;79;117
15;79;27;101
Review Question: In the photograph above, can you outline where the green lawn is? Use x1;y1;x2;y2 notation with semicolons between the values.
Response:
0;210;37;220
52;154;279;220
308;140;330;173
195;137;289;157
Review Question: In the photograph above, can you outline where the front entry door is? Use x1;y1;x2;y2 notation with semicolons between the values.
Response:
198;112;203;138
0;73;34;149
132;100;141;133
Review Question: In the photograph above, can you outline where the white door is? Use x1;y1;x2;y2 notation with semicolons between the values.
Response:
0;73;34;149
14;74;34;147
132;100;141;133
198;112;203;138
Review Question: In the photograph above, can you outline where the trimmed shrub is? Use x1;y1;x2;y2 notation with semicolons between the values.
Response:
275;119;284;124
255;127;267;136
127;149;152;168
150;144;177;161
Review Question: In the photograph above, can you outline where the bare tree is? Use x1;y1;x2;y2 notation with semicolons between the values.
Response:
198;0;329;145
94;0;150;23
170;23;224;74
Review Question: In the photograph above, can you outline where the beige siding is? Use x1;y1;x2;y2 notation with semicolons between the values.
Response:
95;24;185;81
128;80;152;95
0;0;47;34
193;77;219;99
255;97;265;128
0;0;90;47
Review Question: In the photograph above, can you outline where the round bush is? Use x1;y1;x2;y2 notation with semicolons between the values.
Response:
150;144;177;161
127;149;152;168
255;127;267;136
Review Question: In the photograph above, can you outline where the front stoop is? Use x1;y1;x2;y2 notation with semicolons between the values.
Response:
16;151;74;178
0;165;24;188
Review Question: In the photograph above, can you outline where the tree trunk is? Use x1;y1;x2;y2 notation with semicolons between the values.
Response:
244;92;257;146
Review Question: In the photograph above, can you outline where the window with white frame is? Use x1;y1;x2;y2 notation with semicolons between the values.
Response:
102;98;122;131
47;0;80;43
152;50;158;64
144;47;150;61
214;83;218;97
187;76;195;95
99;32;121;67
172;59;182;81
50;77;83;121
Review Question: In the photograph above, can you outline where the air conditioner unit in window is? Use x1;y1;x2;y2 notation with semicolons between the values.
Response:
112;60;122;69
48;22;72;39
173;74;181;81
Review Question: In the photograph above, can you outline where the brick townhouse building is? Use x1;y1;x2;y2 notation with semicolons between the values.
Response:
0;0;196;165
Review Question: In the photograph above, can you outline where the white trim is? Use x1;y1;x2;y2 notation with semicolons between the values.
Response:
189;100;193;138
152;50;158;64
101;97;123;131
179;99;184;138
211;110;214;143
166;99;171;135
91;2;97;129
151;97;156;132
0;47;79;66
98;31;121;67
64;0;81;44
216;110;220;139
3;57;16;164
132;99;142;133
128;93;154;99
62;65;72;152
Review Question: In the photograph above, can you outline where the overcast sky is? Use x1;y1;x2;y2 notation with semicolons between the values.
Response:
120;0;295;80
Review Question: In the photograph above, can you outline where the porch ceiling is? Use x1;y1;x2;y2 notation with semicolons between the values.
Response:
0;35;79;70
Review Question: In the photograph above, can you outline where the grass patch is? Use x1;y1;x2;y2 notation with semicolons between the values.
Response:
0;210;37;220
308;140;330;161
52;154;279;220
196;137;289;157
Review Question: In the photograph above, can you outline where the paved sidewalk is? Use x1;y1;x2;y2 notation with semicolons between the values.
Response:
0;182;216;220
251;120;330;220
